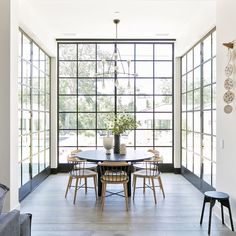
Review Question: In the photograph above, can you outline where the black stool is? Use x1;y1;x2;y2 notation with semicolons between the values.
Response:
200;191;234;235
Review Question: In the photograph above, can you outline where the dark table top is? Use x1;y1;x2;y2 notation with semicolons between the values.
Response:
76;150;153;162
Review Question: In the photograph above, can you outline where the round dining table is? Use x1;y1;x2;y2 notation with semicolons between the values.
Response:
76;149;153;197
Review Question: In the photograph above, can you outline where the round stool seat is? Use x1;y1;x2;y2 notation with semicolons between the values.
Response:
205;191;229;200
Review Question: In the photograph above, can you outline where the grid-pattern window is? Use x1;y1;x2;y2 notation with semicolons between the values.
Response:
18;29;51;188
58;42;174;164
181;29;216;188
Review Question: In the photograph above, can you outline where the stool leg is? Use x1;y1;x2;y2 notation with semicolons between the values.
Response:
208;199;215;235
228;204;234;231
200;197;207;224
221;203;224;224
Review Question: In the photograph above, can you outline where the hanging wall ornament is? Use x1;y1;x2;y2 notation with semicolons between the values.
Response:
223;44;234;114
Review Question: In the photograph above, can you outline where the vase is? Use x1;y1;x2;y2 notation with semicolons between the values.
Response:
114;134;120;154
103;136;113;154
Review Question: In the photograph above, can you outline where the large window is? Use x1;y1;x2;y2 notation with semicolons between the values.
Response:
58;41;174;164
181;29;216;189
18;29;51;200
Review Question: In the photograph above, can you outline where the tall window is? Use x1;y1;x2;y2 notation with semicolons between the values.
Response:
181;29;216;189
58;41;174;164
18;29;51;200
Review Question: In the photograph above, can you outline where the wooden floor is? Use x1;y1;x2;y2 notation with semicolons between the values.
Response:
21;173;234;236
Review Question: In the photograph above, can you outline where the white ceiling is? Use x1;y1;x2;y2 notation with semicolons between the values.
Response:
19;0;216;56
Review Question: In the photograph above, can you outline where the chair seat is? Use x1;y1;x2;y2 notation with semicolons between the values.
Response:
70;169;97;178
205;191;229;200
133;169;160;178
133;162;148;170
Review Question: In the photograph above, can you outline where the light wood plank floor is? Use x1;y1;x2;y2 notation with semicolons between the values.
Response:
21;173;234;236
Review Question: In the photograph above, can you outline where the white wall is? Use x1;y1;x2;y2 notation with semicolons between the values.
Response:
216;0;236;225
0;0;19;211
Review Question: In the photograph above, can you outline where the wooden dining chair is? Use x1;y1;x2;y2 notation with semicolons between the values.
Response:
133;156;165;204
98;162;130;211
65;158;98;204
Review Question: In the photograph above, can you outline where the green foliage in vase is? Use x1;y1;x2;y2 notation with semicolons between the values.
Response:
106;113;140;135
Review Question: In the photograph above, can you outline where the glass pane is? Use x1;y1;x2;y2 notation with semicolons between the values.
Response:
97;113;111;129
187;151;193;171
155;130;172;146
32;133;39;155
59;44;77;60
136;79;153;94
182;112;186;130
187;92;193;111
203;158;211;185
194;67;201;89
203;111;211;134
59;61;77;77
59;96;77;112
97;96;114;111
155;44;172;60
136;62;153;77
121;131;134;146
78;96;95;112
22;159;30;185
32;154;39;177
78;44;95;60
78;113;95;129
213;110;216;136
187;50;193;72
59;79;77;94
194;155;201;177
39;151;45;172
78;62;95;77
59;130;77;146
194;44;201;68
155;96;172;112
22;35;31;61
136;130;153;146
203;85;211;109
136;96;153;112
117;79;134;95
155;79;172;95
203;35;211;62
182;149;186;167
194;89;201;110
59;113;77;129
155;61;172;77
78;130;96;146
97;78;114;94
212;58;216;83
182;94;186;112
155;113;172;129
136;44;153;60
156;147;172;163
97;44;114;60
203;60;211;85
212;84;216;109
203;135;211;159
136;113;153;129
182;75;186;93
182;55;186;75
22;135;30;158
117;44;134;61
187;72;193;91
194;133;201;155
117;96;135;112
78;79;96;95
194;111;201;133
187;131;193;151
187;112;193;131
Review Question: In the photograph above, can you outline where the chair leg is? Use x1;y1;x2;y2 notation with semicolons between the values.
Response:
228;203;235;231
133;176;137;201
221;203;224;224
65;176;72;198
73;178;79;204
93;175;97;199
85;178;87;194
157;176;165;198
151;178;157;204
208;199;215;235
143;178;146;194
123;182;129;211
200;197;206;224
101;183;106;211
